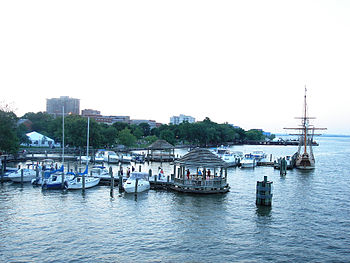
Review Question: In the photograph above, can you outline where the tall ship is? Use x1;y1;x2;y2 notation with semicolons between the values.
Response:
284;88;326;170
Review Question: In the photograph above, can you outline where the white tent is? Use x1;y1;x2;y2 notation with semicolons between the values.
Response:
24;131;58;147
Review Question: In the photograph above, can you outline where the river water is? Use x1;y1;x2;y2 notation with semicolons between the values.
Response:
1;137;350;262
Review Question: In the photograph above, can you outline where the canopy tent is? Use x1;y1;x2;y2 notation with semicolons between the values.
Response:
24;131;58;147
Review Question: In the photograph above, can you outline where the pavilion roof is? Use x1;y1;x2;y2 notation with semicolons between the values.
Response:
175;148;227;168
148;139;174;150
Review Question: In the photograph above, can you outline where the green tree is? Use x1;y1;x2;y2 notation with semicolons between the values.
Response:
160;129;175;145
118;128;136;147
246;129;265;141
0;110;19;154
138;122;151;136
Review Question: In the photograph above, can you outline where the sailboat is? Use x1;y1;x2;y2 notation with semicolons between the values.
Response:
284;87;326;170
67;117;100;190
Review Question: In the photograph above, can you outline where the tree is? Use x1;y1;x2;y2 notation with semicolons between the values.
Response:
246;129;265;141
118;128;136;147
138;122;151;136
0;110;19;154
160;129;175;145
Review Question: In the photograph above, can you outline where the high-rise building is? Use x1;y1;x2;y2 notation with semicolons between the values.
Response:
46;96;80;117
170;114;195;125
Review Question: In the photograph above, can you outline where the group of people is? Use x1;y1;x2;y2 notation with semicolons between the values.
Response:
186;168;214;180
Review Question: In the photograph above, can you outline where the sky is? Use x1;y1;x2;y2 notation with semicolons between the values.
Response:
1;0;349;135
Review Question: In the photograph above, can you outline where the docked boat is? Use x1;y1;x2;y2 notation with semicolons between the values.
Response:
8;165;40;183
41;166;75;189
90;165;110;181
120;153;132;163
240;154;256;168
103;151;120;163
213;146;240;167
251;151;267;161
94;150;105;163
123;172;150;193
284;88;326;170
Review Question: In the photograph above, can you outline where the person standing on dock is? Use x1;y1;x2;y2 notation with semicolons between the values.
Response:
186;169;190;180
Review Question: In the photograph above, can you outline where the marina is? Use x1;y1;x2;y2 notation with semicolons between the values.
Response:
1;136;349;262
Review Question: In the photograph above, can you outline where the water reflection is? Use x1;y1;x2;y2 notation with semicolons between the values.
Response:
256;205;272;217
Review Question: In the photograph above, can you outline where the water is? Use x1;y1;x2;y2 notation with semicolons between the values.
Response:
1;137;350;262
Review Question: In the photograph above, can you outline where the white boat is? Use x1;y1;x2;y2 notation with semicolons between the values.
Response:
123;172;150;193
67;175;100;190
77;156;91;162
240;154;256;168
90;165;110;180
213;146;239;167
68;118;100;190
103;151;120;163
8;166;39;183
251;151;267;161
120;153;132;163
94;150;105;163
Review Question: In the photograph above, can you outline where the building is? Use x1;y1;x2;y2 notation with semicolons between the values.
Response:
170;114;195;125
46;96;80;117
130;119;157;129
95;116;130;125
81;109;101;117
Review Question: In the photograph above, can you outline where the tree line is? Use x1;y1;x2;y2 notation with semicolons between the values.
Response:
0;110;274;154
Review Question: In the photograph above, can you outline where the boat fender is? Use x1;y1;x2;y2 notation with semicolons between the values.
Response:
64;181;69;189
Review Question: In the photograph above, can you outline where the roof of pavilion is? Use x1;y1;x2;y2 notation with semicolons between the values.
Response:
175;147;227;168
148;139;174;150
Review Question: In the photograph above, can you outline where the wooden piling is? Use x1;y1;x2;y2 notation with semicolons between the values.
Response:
139;165;141;172
118;170;123;192
280;158;287;176
256;176;273;206
21;169;24;185
109;166;114;197
134;178;139;195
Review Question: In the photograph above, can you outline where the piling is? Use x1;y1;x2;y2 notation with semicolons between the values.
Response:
21;169;24;185
82;168;85;193
109;166;114;197
134;178;139;195
149;169;152;180
139;165;141;172
118;170;123;192
256;176;273;206
36;167;39;181
280;157;287;176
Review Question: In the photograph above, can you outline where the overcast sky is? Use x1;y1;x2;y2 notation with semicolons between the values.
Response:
1;0;349;134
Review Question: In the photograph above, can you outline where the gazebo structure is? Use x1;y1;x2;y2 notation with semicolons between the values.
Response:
171;148;230;194
146;139;175;162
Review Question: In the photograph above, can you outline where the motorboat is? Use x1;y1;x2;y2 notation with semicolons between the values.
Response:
120;153;132;163
123;172;150;193
251;151;267;161
90;165;110;181
103;151;120;163
94;150;105;163
213;146;239;167
8;165;40;183
240;154;256;168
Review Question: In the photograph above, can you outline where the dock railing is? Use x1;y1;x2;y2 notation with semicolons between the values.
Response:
174;177;227;189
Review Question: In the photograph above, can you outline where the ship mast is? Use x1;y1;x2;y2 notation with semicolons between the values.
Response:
284;87;326;155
